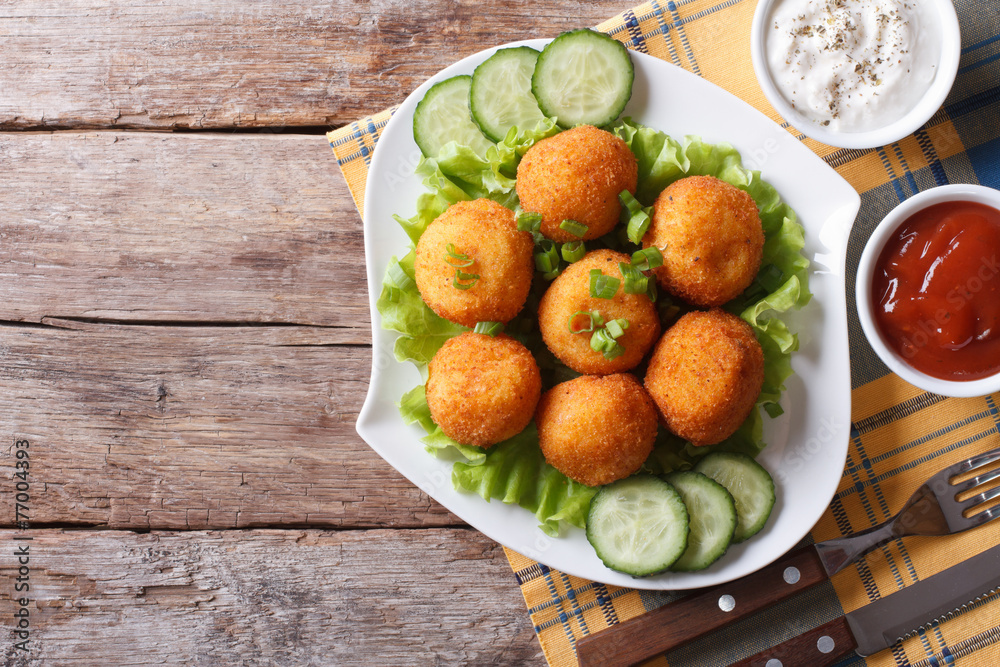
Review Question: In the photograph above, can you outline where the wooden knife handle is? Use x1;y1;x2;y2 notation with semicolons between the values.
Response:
575;545;828;667
728;616;857;667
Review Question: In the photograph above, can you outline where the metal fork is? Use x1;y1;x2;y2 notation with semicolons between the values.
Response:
575;446;1000;667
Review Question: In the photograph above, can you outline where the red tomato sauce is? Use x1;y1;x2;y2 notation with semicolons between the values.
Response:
872;200;1000;381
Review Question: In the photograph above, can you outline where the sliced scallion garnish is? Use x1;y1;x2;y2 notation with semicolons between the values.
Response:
631;247;663;271
618;262;649;295
561;241;585;263
589;269;620;299
568;310;604;334
604;318;629;340
534;239;560;274
620;190;652;244
443;243;475;268
559;219;589;238
474;321;505;337
590;327;625;360
517;211;543;234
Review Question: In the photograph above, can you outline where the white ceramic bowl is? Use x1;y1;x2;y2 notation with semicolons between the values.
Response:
750;0;961;149
856;184;1000;397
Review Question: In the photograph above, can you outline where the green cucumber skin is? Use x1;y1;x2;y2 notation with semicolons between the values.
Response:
665;471;737;572
586;475;689;577
531;29;635;129
412;75;492;158
694;453;776;544
470;46;545;143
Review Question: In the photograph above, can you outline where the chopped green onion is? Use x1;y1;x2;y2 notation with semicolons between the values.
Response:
559;219;589;238
542;268;562;281
589;269;620;299
452;268;480;290
646;279;658;302
757;264;785;292
764;402;785;418
474;321;505;337
590;328;625;360
568;310;604;334
534;240;560;274
631;247;664;271
561;241;586;263
604;318;629;339
620;190;652;244
387;260;414;291
443;243;475;268
618;262;649;295
517;211;543;234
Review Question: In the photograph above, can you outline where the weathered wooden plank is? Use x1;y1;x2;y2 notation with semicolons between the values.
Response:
0;131;367;327
0;321;454;530
0;0;632;130
0;528;542;665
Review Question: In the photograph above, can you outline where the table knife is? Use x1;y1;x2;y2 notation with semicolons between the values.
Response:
729;542;1000;666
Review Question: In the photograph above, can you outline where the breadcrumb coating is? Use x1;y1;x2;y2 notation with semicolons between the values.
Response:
644;309;764;446
516;125;638;242
415;199;534;328
537;249;660;375
536;373;657;486
644;175;764;307
426;332;542;448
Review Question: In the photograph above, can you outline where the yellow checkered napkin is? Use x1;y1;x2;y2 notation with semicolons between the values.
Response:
329;1;1000;664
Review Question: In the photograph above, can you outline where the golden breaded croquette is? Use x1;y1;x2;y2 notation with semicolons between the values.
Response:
644;309;764;446
537;249;660;375
426;332;541;448
644;175;764;307
516;125;638;243
415;199;534;328
536;373;658;487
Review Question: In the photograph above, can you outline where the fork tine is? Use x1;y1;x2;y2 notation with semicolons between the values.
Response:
964;484;1000;511
953;447;1000;476
954;466;1000;493
968;503;1000;527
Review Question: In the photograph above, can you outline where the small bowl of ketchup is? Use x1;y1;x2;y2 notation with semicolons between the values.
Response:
857;184;1000;397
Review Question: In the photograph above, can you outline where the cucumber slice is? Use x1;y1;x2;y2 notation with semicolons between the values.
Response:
412;75;494;158
532;29;634;129
665;471;737;571
586;475;688;577
694;453;776;543
470;47;547;142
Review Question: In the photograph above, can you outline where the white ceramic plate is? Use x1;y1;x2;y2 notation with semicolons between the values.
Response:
357;39;859;589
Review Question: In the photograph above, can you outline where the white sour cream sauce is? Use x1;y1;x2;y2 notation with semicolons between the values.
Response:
766;0;941;132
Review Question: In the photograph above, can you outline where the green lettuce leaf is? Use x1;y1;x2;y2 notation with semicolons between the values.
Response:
380;117;813;535
399;385;486;465
452;423;598;536
376;251;468;366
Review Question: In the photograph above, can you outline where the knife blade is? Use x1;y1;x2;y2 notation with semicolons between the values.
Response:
729;543;1000;667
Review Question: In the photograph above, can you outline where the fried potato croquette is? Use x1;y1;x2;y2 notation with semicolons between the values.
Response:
415;199;534;327
537;249;661;375
426;332;542;448
644;309;764;446
516;125;638;242
536;373;658;487
644;175;764;307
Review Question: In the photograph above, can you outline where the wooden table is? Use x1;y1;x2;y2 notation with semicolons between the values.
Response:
0;1;644;663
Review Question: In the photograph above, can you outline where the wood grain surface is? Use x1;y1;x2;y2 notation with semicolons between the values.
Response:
0;0;632;130
0;132;369;327
0;319;456;530
0;0;642;661
0;528;542;665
